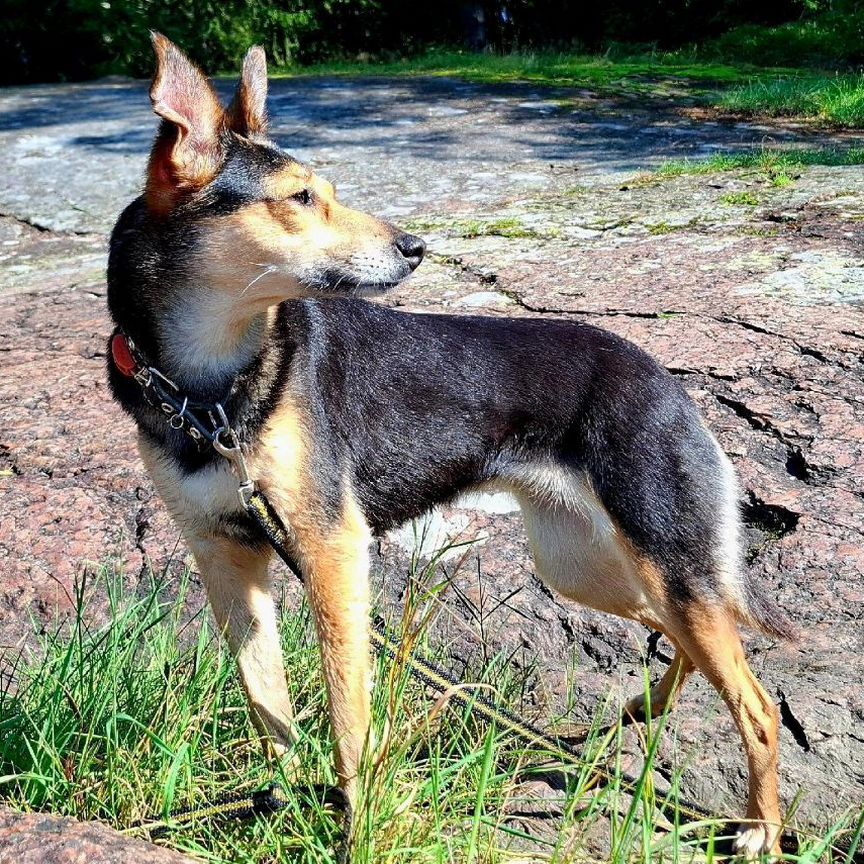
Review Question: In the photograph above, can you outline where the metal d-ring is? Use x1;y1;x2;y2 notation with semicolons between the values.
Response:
169;397;188;429
212;426;238;458
212;403;238;457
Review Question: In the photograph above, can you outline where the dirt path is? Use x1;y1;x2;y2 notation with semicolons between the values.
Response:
1;77;862;844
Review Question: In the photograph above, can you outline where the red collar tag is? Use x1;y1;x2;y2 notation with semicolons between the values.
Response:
111;333;138;378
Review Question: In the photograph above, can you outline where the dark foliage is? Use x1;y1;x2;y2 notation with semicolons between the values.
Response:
0;0;856;84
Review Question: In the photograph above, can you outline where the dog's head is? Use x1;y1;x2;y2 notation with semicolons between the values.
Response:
144;34;424;307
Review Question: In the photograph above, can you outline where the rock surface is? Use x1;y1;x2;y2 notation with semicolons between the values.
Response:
1;75;862;852
0;806;197;863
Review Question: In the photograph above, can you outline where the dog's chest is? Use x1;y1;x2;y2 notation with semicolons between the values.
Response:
177;461;244;524
139;438;251;539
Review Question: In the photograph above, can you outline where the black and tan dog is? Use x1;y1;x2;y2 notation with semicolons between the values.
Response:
107;34;789;856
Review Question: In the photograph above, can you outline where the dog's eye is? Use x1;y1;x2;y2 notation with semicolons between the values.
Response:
292;188;314;206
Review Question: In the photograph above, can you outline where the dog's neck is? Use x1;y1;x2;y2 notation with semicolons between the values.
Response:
155;286;271;399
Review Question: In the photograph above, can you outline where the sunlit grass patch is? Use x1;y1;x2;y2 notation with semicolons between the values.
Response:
404;215;555;240
651;146;864;188
269;48;800;97
266;47;864;125
719;75;864;127
721;191;760;206
458;217;549;239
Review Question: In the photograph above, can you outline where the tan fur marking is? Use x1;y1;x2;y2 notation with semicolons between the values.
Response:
260;167;338;206
629;549;669;622
187;207;303;310
251;398;373;803
262;165;314;200
625;646;695;720
248;392;369;800
249;394;311;529
298;492;372;802
185;534;299;765
137;435;242;535
670;604;782;854
188;189;404;329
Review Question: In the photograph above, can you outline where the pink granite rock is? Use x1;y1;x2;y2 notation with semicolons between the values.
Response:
0;807;198;864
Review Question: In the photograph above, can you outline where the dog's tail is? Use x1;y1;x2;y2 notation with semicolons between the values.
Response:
736;579;796;641
710;441;796;642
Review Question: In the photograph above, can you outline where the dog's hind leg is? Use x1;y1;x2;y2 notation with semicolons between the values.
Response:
186;535;300;763
664;602;782;857
624;645;694;721
515;471;781;856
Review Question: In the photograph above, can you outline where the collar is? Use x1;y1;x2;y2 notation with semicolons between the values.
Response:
110;329;232;451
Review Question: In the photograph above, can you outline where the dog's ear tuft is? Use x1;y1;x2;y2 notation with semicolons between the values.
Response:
146;32;226;213
229;46;268;137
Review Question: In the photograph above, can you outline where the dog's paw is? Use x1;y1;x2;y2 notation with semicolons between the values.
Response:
623;691;659;722
732;822;781;860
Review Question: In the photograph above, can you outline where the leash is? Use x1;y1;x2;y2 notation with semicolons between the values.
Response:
111;331;801;854
128;783;345;838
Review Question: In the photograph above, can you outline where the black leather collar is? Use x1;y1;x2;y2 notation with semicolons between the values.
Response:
110;329;234;452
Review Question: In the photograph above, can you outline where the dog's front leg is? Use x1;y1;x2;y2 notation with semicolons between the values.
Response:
299;510;372;806
186;535;299;762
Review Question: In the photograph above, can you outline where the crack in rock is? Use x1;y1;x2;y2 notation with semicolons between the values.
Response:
714;392;816;483
493;299;856;374
741;491;800;563
0;210;99;238
502;291;674;320
777;689;812;753
714;316;860;369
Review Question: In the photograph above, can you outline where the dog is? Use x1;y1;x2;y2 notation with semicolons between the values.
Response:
106;33;789;857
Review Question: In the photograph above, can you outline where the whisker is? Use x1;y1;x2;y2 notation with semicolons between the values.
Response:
241;264;277;295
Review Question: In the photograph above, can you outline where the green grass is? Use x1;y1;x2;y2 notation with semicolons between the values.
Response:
404;216;553;240
709;16;864;69
651;146;864;187
2;567;862;863
270;47;802;97
459;217;547;239
721;191;760;206
720;74;864;126
266;44;864;126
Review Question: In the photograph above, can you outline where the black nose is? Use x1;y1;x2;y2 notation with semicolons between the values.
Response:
395;232;426;270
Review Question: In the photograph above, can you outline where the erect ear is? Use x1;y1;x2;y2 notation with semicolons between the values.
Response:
146;32;226;213
228;46;268;137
